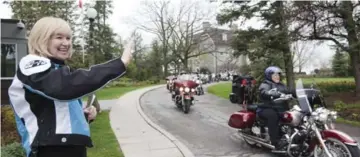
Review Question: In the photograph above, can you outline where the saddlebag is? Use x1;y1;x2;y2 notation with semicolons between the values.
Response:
228;110;256;129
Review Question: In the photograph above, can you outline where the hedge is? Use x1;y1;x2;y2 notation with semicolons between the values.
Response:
105;77;163;88
1;106;20;146
303;81;355;94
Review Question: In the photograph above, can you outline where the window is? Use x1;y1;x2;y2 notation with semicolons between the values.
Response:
1;43;17;79
222;33;227;41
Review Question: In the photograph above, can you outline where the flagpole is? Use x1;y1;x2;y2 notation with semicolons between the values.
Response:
79;0;85;64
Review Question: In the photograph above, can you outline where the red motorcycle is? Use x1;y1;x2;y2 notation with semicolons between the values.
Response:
173;79;198;114
228;79;360;157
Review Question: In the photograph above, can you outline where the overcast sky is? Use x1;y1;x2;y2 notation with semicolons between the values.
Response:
0;0;336;73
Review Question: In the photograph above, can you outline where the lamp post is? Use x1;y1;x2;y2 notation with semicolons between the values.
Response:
86;7;97;65
178;59;181;75
85;7;101;113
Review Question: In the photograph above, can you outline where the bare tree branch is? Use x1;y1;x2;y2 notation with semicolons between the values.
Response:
291;41;316;72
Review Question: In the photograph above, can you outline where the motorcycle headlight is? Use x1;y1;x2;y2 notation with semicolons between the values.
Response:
185;87;190;92
191;88;196;92
179;87;184;91
311;112;320;121
329;111;338;120
167;80;169;83
318;113;328;122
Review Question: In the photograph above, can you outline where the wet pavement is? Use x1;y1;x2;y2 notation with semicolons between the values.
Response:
140;86;277;157
139;86;360;157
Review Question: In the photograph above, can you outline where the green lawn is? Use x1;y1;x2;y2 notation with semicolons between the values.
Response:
87;111;124;157
207;82;231;99
83;84;162;101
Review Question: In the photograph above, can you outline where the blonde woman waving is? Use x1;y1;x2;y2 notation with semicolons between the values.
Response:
8;17;134;157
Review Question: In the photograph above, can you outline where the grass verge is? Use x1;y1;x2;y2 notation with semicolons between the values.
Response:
87;111;123;157
83;84;163;101
207;83;231;99
86;84;162;156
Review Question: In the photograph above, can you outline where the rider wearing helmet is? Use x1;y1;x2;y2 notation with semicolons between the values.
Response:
258;66;292;151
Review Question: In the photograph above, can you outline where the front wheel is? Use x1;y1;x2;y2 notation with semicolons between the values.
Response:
314;138;360;157
183;99;191;114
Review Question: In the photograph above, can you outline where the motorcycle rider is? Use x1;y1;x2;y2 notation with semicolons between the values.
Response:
258;66;294;151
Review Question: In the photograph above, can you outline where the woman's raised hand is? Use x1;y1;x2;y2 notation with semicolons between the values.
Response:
121;36;135;66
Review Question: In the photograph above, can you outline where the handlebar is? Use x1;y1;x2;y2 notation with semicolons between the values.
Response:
273;94;294;102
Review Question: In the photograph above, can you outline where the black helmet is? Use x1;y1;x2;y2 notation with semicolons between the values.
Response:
264;66;282;81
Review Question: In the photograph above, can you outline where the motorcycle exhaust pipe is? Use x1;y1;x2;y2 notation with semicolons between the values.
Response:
239;132;275;150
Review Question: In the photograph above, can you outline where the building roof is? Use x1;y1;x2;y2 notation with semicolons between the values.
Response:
1;19;24;24
193;27;234;47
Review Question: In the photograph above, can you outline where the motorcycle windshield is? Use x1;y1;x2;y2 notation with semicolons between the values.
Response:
295;79;313;114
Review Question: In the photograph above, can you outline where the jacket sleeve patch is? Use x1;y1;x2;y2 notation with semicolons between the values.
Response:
19;54;51;76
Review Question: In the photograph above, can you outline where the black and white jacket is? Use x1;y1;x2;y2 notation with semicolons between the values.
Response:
8;54;126;157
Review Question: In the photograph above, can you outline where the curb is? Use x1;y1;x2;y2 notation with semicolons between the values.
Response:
136;85;195;157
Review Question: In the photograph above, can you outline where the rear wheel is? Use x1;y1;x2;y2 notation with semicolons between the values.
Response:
229;94;238;103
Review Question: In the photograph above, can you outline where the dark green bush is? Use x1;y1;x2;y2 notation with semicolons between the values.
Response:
1;142;26;157
105;76;164;88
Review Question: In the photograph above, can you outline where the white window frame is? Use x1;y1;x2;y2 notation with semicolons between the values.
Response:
1;42;18;80
222;33;227;41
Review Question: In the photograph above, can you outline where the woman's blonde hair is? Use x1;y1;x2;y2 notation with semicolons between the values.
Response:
28;16;73;57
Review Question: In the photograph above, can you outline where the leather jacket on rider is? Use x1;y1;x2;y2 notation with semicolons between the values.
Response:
258;80;293;110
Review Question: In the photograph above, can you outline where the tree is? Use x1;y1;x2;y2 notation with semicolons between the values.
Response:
292;1;360;96
4;1;79;34
332;50;350;77
132;0;215;75
291;41;316;73
146;40;164;79
199;67;211;74
131;0;174;76
82;1;120;65
128;30;146;66
217;1;296;89
166;0;215;72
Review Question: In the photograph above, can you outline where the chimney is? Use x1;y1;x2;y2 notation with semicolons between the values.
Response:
203;22;211;31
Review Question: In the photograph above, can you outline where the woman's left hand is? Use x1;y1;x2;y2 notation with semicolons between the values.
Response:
84;106;97;121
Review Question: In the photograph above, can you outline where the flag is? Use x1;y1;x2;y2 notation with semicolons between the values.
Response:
78;0;83;8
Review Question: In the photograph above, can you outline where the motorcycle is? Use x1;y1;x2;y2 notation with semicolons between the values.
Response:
173;79;198;114
228;79;360;157
229;75;256;104
195;79;204;95
166;76;176;93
